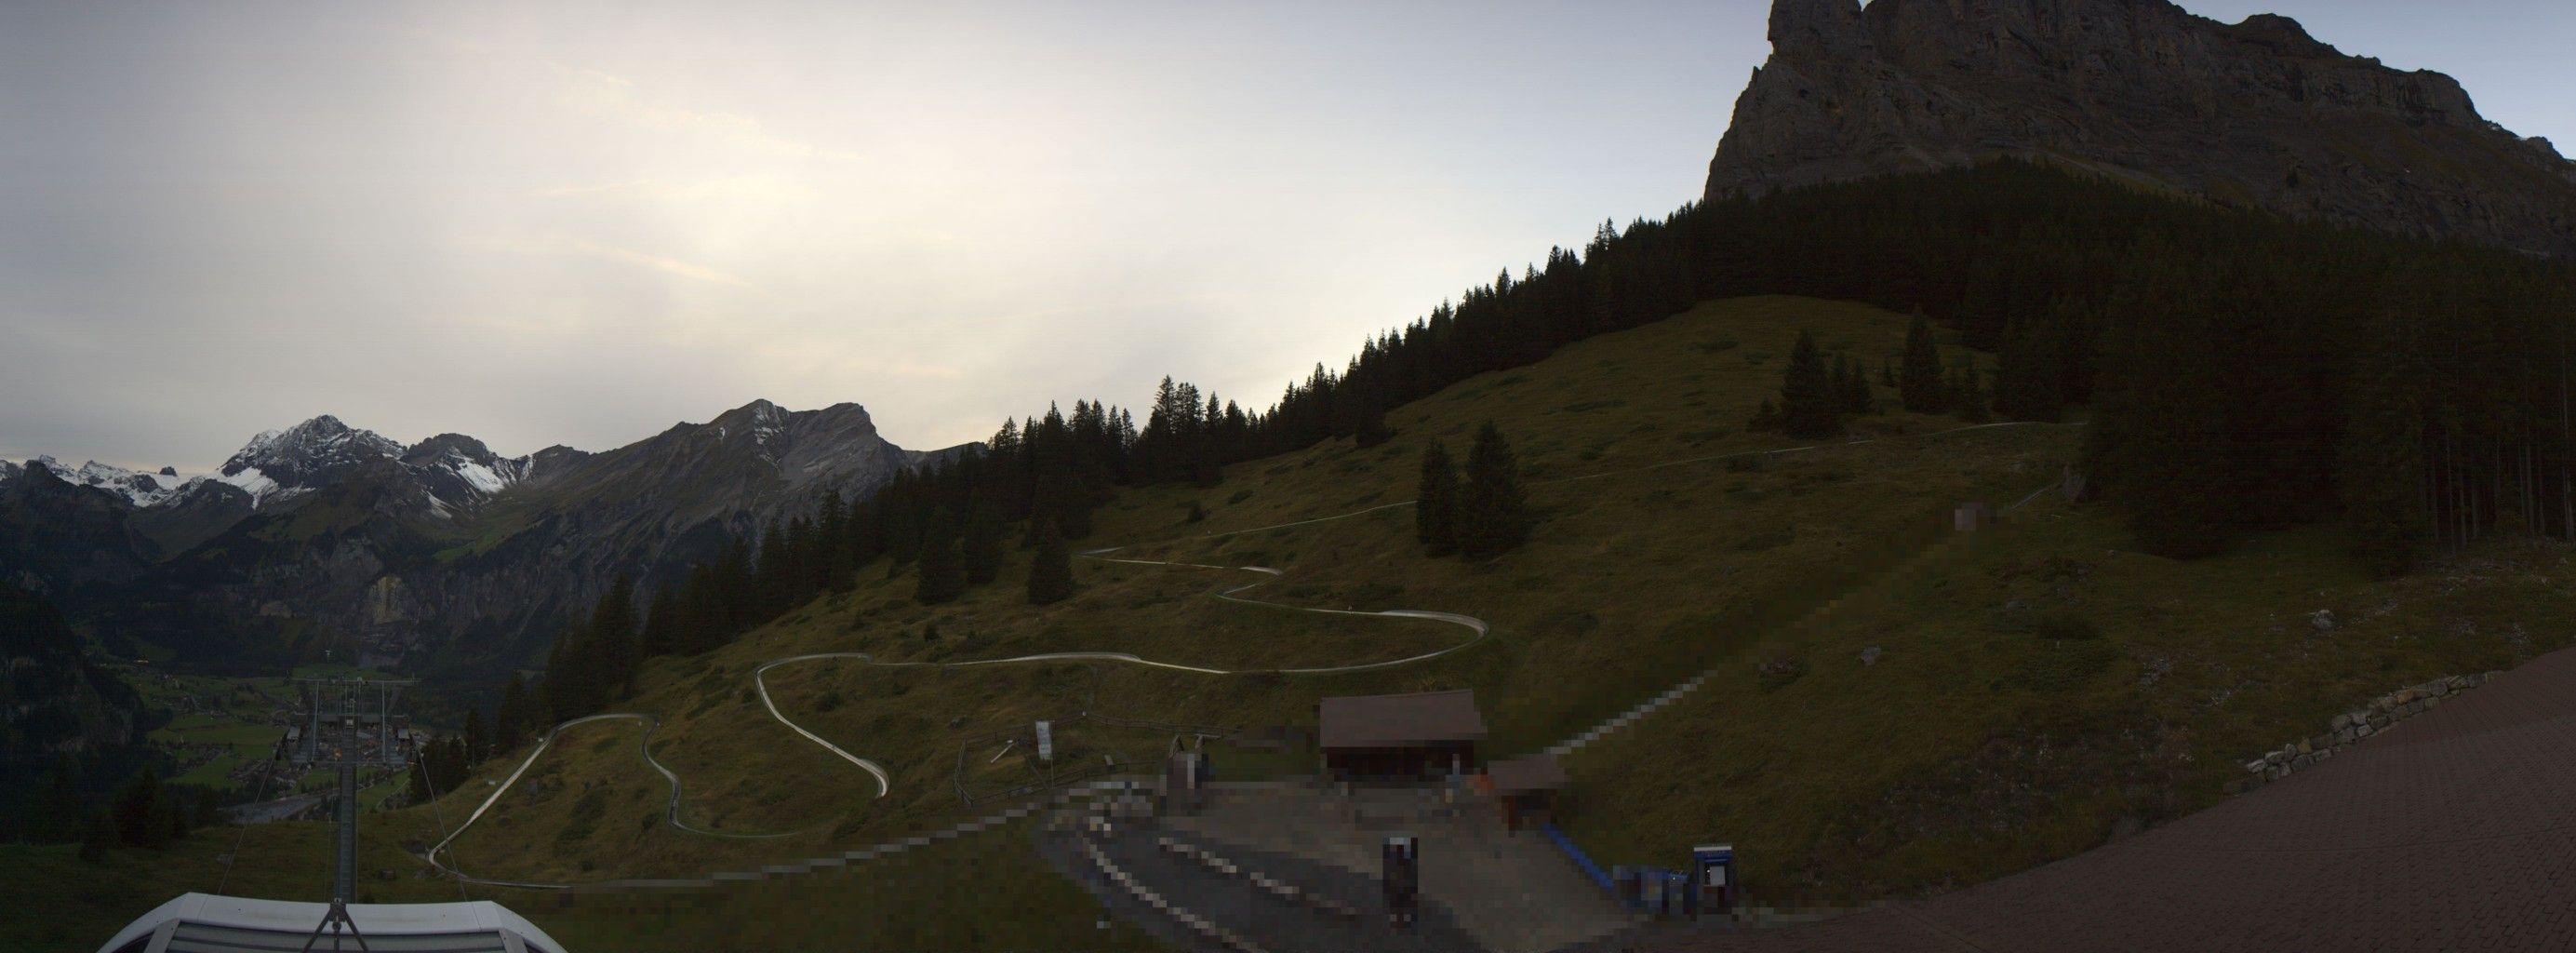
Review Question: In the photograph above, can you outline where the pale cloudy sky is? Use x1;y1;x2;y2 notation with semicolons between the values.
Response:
2;1;2569;472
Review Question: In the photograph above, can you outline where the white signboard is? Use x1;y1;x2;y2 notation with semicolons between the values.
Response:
1035;720;1054;762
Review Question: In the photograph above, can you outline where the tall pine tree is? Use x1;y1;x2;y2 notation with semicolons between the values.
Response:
1026;518;1074;604
1779;329;1843;436
1900;312;1948;413
914;507;966;604
495;672;533;750
2338;311;2429;575
1949;357;1992;423
111;768;168;849
962;499;1005;585
1835;353;1875;414
1459;423;1532;558
540;613;594;720
591;576;640;700
1992;316;2063;423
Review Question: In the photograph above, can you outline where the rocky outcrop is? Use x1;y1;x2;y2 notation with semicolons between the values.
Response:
1708;0;2576;257
2234;671;2498;791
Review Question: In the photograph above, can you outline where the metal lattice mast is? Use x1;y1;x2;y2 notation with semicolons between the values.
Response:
284;676;417;946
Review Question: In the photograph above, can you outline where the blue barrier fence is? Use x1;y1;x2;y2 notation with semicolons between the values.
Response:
1539;822;1617;894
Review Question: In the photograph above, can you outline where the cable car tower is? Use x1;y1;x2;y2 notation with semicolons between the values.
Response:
283;678;418;947
98;675;565;953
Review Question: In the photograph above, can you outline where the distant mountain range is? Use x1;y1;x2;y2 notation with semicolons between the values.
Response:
1709;0;2576;257
0;400;963;678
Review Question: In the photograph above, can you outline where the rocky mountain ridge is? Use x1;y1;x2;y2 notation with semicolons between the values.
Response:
1708;0;2576;257
0;399;959;677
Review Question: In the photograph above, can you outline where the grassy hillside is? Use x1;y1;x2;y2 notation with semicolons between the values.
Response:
24;292;2576;948
1559;501;2576;903
418;294;2078;884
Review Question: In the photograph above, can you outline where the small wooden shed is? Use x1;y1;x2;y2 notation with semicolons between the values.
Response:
1476;753;1570;830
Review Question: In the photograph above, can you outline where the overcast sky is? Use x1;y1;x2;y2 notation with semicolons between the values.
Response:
4;1;2569;472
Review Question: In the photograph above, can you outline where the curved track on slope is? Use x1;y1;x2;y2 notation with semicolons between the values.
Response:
426;420;2072;886
748;561;1493;799
423;712;799;886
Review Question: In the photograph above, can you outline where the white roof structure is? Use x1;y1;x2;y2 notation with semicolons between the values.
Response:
98;893;566;953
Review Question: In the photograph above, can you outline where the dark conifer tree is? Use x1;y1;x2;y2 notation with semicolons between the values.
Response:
677;565;724;655
1879;357;1897;388
816;490;856;590
2086;301;2232;557
36;758;81;843
1779;329;1843;436
1352;403;1393;449
1459;423;1532;558
591;575;640;699
80;809;114;861
1901;312;1948;413
1748;399;1782;432
914;507;966;605
1415;441;1462;557
1026;518;1075;605
462;708;488;764
712;537;755;632
495;672;533;749
962;498;1005;585
754;518;795;614
1992;317;2062;422
407;756;432;806
1949;357;1991;423
1836;353;1875;414
2339;312;2429;575
166;792;190;843
540;614;591;720
639;584;677;659
112;768;167;849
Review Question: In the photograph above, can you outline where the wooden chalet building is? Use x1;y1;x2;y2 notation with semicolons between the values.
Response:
1318;689;1486;780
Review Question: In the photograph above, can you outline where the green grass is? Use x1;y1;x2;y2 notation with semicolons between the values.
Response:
135;675;303;793
404;295;2068;884
505;819;1166;953
1559;497;2576;904
48;292;2576;944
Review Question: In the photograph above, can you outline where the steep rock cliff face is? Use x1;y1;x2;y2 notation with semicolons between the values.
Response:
1708;0;2576;256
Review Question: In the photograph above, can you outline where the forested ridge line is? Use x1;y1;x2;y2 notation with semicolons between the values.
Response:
520;160;2569;735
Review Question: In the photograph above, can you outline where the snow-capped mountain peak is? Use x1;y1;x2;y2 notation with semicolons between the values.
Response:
23;456;191;507
213;414;406;508
220;414;401;476
401;433;533;503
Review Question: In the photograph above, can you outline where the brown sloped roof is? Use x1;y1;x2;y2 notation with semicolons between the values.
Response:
1483;753;1569;795
1318;690;1486;749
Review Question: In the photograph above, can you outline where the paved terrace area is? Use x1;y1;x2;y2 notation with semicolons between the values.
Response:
1166;784;1634;953
1662;644;2576;952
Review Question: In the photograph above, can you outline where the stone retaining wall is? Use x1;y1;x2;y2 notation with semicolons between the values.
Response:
2236;671;2502;791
